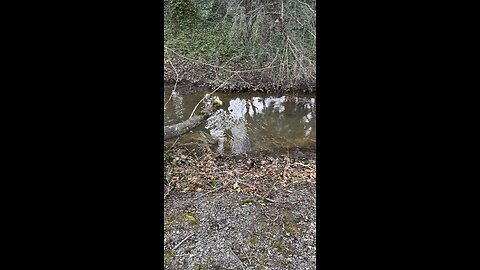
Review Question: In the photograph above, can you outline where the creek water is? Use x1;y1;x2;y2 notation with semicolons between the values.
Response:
164;84;316;155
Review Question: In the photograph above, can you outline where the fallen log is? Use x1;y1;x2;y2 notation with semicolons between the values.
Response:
164;95;221;140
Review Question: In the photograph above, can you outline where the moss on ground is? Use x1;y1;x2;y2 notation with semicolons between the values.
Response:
165;212;198;226
164;251;175;268
244;235;259;245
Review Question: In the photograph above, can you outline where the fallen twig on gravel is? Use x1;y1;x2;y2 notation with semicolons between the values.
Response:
263;197;302;204
174;233;195;250
229;247;246;270
193;184;226;201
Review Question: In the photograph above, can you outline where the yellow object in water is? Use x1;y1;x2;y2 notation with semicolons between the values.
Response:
213;96;223;106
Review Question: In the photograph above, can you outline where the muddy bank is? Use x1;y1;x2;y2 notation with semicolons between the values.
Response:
164;53;316;93
164;148;316;269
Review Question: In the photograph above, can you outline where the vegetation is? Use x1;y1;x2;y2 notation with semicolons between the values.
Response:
164;19;248;62
164;251;175;268
163;4;317;267
164;0;316;91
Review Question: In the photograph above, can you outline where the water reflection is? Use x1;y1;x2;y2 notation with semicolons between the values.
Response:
164;88;185;120
164;85;316;154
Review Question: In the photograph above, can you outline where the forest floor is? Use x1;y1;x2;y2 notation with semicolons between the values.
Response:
164;147;316;269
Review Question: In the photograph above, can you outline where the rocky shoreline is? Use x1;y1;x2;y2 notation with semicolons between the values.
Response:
164;147;316;269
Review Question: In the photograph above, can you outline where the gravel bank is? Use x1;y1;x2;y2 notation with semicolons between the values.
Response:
164;149;317;269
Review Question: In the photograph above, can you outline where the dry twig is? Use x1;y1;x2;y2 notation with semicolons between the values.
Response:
174;233;195;250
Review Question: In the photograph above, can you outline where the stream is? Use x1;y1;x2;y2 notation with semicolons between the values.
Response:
164;84;316;155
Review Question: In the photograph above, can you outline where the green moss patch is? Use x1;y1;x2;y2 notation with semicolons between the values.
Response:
164;251;175;268
165;212;198;226
240;198;253;206
244;235;259;245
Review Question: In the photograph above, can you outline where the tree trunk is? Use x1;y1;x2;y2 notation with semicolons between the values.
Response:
164;98;220;140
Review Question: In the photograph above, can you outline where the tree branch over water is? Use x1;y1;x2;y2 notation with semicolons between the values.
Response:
164;94;222;140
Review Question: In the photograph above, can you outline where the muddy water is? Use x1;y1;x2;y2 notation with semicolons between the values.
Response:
164;84;316;155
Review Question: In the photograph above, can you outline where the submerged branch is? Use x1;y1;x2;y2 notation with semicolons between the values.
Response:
164;96;221;141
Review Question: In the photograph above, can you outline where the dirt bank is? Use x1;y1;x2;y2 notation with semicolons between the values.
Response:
164;51;316;94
